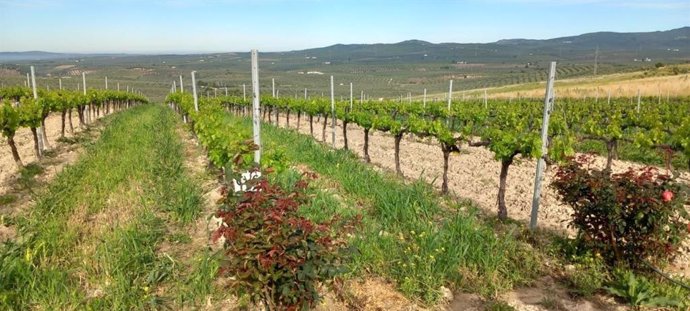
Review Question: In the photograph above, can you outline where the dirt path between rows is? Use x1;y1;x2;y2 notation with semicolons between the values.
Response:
272;112;690;279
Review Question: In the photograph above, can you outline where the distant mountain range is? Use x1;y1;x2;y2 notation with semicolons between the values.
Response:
2;27;689;63
0;51;128;62
497;27;690;48
286;27;690;64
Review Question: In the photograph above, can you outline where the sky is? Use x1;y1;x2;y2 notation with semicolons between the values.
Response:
0;0;688;53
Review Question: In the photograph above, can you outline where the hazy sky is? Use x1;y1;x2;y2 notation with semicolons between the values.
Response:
1;0;688;53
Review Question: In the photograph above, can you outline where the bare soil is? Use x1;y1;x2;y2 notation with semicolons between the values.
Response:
498;277;625;311
0;111;84;194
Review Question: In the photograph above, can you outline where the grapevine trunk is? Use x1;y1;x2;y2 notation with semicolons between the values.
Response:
498;155;516;220
363;128;371;163
68;109;74;133
442;148;450;194
394;133;403;176
77;106;84;127
297;111;301;130
7;135;22;169
321;113;327;142
342;120;348;150
60;111;66;138
30;127;40;158
605;140;616;171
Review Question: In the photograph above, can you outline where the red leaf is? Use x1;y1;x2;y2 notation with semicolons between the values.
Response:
211;229;223;243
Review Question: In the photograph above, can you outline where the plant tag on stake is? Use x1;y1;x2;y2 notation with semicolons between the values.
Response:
232;170;262;193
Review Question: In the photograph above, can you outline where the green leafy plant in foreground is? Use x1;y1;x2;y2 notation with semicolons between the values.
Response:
566;252;608;297
212;149;358;310
605;270;680;309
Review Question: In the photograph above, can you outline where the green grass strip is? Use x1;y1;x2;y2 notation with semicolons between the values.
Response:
0;105;205;310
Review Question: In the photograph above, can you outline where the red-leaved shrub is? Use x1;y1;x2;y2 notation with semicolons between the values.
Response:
552;155;689;268
212;170;357;310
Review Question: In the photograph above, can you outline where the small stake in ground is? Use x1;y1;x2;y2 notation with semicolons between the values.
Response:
608;89;611;104
330;76;336;147
447;80;453;112
251;50;261;164
350;82;353;110
191;71;199;112
529;61;557;230
82;72;89;123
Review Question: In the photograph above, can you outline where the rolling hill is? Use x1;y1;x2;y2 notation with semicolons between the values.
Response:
1;27;688;101
281;27;690;64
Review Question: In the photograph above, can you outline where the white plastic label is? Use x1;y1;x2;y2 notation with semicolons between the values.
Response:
232;171;262;193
